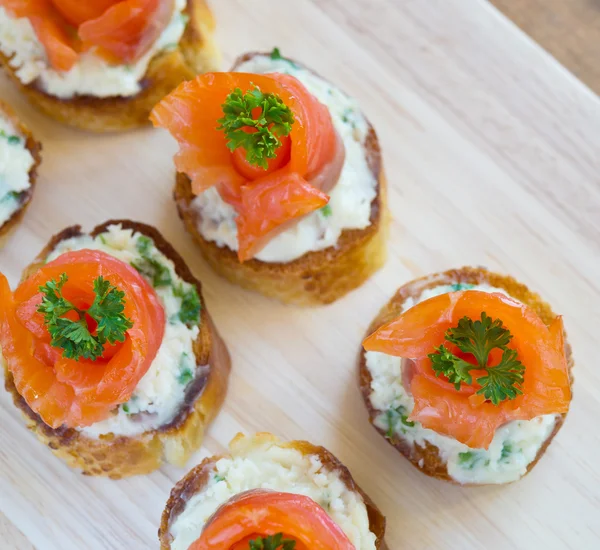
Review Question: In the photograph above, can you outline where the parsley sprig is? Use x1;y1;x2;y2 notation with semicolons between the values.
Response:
428;312;525;405
217;86;295;169
249;533;295;550
37;274;133;361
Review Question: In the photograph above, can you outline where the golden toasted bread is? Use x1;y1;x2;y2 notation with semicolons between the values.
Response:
0;101;41;246
3;220;231;479
159;433;388;549
0;0;219;132
358;267;574;484
174;52;387;306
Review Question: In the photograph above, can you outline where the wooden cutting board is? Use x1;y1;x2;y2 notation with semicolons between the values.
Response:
1;1;599;548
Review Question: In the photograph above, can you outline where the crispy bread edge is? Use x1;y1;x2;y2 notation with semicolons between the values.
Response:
3;219;231;479
158;433;387;548
358;267;574;485
0;0;219;132
173;51;388;305
0;100;42;246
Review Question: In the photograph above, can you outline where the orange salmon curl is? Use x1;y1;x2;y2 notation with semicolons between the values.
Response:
190;490;355;550
363;290;571;449
150;72;345;262
1;0;175;71
0;249;165;429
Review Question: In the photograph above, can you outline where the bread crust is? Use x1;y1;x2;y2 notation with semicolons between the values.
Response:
3;219;231;479
0;0;219;132
358;267;574;485
174;52;387;306
0;101;42;246
158;433;388;549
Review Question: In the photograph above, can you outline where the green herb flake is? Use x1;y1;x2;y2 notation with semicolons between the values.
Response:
400;415;415;428
122;403;130;414
500;442;512;462
0;191;19;205
385;405;414;438
0;130;21;144
178;367;193;385
131;235;172;287
320;204;333;218
132;256;172;287
268;48;298;68
174;283;201;326
385;409;395;438
458;451;476;467
136;235;152;255
214;474;226;483
450;282;475;291
457;451;490;470
177;353;194;385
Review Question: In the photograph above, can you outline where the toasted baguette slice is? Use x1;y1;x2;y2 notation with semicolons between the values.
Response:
3;220;230;479
174;52;387;306
0;0;219;132
159;433;388;549
358;267;574;485
0;101;41;246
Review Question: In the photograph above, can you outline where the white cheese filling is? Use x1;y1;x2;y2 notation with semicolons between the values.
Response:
0;0;187;99
45;224;201;437
365;282;559;485
0;115;34;227
170;435;377;550
192;54;378;263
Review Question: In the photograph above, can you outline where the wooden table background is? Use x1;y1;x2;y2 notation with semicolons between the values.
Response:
491;0;600;95
1;0;599;548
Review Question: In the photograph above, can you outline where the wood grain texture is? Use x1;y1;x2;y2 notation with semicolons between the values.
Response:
490;0;600;95
0;512;34;550
0;0;599;549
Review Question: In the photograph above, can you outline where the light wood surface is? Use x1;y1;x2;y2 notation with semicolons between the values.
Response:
490;0;600;95
1;0;599;549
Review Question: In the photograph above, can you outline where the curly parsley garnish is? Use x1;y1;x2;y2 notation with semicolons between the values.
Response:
217;86;295;170
37;274;133;361
249;533;295;550
428;312;525;405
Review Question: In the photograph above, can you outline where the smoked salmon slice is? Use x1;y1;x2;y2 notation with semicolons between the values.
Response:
190;490;354;550
363;290;571;449
1;0;175;71
78;0;174;63
1;0;78;71
151;72;342;261
0;249;165;429
51;0;119;26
